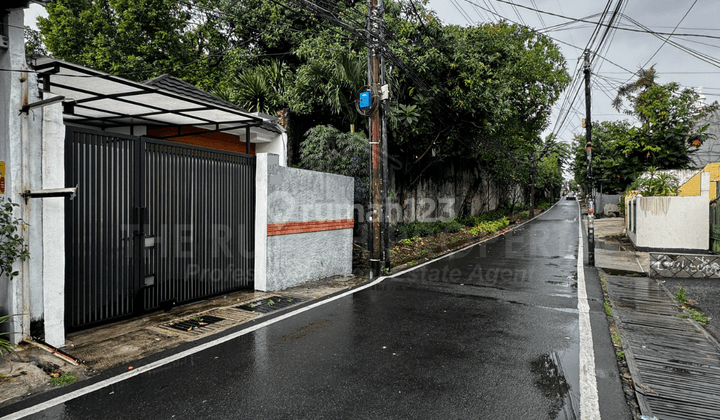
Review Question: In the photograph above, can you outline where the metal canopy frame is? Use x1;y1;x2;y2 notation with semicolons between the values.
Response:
32;58;263;140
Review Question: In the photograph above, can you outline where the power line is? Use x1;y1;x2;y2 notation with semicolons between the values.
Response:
636;0;697;77
486;0;720;40
621;13;720;69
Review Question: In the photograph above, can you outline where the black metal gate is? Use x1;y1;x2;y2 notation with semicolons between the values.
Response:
65;127;255;330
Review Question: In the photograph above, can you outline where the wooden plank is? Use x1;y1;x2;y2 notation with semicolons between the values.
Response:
604;274;720;420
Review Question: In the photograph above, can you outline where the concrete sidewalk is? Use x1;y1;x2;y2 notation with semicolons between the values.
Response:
592;216;720;420
0;275;366;408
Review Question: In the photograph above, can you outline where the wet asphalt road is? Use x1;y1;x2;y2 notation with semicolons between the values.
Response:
6;199;630;419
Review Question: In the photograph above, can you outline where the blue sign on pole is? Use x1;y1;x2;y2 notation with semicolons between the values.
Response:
359;91;371;109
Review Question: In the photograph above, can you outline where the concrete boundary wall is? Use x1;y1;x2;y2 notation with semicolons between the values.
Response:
255;154;353;291
627;172;710;252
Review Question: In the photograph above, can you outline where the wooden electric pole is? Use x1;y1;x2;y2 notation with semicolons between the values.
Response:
367;0;384;277
584;51;595;266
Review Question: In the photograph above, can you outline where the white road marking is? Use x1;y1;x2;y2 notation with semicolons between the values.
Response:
577;204;601;419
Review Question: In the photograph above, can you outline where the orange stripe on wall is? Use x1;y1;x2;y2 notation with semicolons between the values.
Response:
267;219;354;236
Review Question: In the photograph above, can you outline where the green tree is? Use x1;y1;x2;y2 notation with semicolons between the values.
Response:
38;0;572;218
24;26;47;56
611;66;658;114
572;120;635;194
536;142;569;202
574;77;717;193
291;49;367;127
38;0;267;89
213;61;291;114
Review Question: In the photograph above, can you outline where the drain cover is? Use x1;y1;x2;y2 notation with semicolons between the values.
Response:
237;296;301;313
167;315;224;332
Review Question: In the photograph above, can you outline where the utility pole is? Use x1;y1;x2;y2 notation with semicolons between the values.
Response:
381;54;390;270
367;0;384;277
584;51;595;266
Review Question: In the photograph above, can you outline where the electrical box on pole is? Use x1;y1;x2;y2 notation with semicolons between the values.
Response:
359;91;371;109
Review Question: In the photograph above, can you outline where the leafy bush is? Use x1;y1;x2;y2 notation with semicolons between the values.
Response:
469;218;509;236
442;220;464;233
627;167;680;197
397;219;463;239
0;199;30;279
398;237;422;247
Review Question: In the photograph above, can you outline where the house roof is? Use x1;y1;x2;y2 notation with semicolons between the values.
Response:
143;74;242;112
143;74;282;135
31;57;264;135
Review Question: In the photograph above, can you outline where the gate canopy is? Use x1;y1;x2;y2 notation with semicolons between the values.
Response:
32;57;263;135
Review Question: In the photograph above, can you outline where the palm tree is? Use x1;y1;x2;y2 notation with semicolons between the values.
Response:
292;51;366;127
213;60;288;114
611;66;658;115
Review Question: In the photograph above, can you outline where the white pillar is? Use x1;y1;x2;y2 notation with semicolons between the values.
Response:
254;153;269;291
42;103;66;347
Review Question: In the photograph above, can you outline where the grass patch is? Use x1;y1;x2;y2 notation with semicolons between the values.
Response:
611;328;621;347
674;286;689;304
686;307;709;324
49;372;77;387
604;299;612;317
616;351;625;361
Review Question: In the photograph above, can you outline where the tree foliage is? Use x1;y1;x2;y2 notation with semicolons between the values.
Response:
573;71;718;193
24;26;47;56
0;199;29;280
38;0;571;210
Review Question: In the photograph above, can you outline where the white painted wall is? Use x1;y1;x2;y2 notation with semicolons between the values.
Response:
0;8;66;347
254;154;271;292
41;104;65;347
0;8;30;345
628;172;710;252
254;128;287;167
254;153;353;291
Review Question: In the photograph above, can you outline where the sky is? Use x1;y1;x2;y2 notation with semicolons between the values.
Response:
426;0;720;146
26;0;720;147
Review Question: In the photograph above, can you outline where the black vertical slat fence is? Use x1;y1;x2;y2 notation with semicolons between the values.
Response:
66;128;255;330
142;139;255;310
66;128;137;329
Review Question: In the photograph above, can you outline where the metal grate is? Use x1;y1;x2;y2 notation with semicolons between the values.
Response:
166;315;225;332
237;296;302;313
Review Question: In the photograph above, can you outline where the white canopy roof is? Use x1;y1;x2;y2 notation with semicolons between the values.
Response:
32;58;263;135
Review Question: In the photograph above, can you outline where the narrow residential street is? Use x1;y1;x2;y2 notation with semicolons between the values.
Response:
5;200;630;419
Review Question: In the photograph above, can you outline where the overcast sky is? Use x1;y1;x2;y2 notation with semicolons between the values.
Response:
26;1;720;146
426;0;720;146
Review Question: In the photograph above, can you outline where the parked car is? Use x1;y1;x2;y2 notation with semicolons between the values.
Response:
566;192;576;200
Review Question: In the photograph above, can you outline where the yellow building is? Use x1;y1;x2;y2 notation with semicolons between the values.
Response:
679;162;720;200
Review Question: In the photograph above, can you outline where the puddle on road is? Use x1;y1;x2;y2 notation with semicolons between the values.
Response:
531;350;579;420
